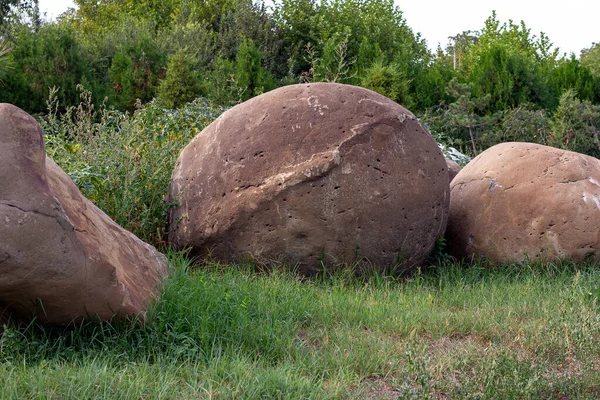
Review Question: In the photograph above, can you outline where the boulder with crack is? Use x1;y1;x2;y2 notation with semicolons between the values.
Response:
0;103;168;325
168;83;449;274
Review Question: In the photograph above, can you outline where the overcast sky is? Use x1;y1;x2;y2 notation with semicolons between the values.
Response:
38;0;598;56
400;0;598;56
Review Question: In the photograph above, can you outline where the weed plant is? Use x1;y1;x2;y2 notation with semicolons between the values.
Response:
42;86;224;248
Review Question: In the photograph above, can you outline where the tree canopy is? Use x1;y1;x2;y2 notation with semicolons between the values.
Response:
0;1;599;157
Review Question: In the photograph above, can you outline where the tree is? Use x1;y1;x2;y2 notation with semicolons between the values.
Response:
552;55;599;106
312;35;356;83
272;0;319;75
447;30;479;70
0;38;12;83
274;0;430;99
0;0;32;25
0;22;95;113
360;60;412;107
235;37;275;100
550;89;600;156
157;48;202;109
108;32;166;111
495;104;550;146
444;78;491;155
580;43;600;79
458;12;555;113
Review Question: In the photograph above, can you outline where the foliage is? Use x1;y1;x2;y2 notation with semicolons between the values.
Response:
457;12;555;113
410;53;454;109
157;48;203;109
360;60;411;107
273;0;429;95
272;0;320;75
551;55;600;106
581;42;600;79
107;21;166;111
43;87;224;248
0;38;13;83
157;21;215;71
549;89;600;157
235;37;275;100
486;104;551;147
442;79;492;155
310;35;356;83
0;0;33;25
203;56;244;106
0;22;94;114
446;30;479;70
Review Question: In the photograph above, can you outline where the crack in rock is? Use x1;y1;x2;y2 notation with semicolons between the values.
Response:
0;202;55;219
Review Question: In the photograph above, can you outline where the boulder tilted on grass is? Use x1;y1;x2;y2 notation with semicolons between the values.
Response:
168;83;449;274
447;142;600;263
0;103;168;325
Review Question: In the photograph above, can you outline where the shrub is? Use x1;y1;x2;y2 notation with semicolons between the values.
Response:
360;60;412;107
157;21;215;71
203;56;244;106
235;37;276;100
480;104;551;149
0;22;95;114
549;89;600;157
108;37;166;111
43;87;224;248
157;49;203;109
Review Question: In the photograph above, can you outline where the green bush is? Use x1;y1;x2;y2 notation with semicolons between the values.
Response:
235;37;276;100
360;60;412;107
157;49;203;109
549;89;600;157
43;87;224;248
551;56;600;106
204;56;244;106
157;21;215;71
478;104;551;149
108;34;166;111
0;22;95;114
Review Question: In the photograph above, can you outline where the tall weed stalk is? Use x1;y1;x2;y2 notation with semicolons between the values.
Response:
42;86;224;248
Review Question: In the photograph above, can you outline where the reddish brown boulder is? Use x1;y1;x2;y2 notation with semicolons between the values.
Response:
446;158;461;183
168;83;449;274
0;104;168;325
447;142;600;263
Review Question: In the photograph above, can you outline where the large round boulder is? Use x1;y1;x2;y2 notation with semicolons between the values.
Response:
168;83;449;274
0;104;168;325
447;142;600;263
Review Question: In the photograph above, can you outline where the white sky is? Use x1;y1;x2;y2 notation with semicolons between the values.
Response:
399;0;598;56
38;0;598;56
38;0;74;20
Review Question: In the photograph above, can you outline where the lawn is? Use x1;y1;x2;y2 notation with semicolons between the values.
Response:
2;253;600;399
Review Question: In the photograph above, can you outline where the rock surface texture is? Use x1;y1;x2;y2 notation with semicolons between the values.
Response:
168;83;449;274
446;158;461;183
447;142;600;263
0;104;168;324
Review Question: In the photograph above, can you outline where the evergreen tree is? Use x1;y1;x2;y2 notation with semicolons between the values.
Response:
157;49;202;109
235;37;274;100
444;78;492;155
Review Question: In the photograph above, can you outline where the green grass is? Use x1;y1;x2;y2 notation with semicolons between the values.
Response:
3;254;600;399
